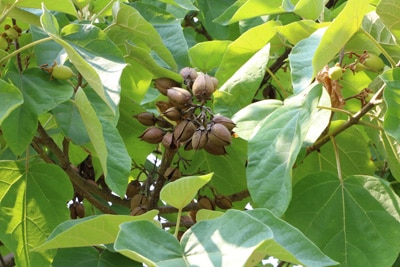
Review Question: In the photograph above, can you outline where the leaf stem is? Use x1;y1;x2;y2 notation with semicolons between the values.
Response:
361;28;396;67
330;136;342;181
0;0;22;25
174;208;182;238
0;36;53;65
265;67;289;98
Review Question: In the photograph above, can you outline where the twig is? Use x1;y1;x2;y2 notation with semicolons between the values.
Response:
162;221;194;229
11;19;22;72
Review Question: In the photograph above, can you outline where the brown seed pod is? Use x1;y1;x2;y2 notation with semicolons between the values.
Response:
167;87;192;109
173;120;196;143
163;107;182;121
204;141;227;155
191;128;208;150
139;126;164;144
164;167;182;181
212;115;236;131
214;195;232;209
180;67;198;87
192;73;215;101
130;194;149;210
130;206;147;216
162;132;176;149
154;77;180;96
156;115;173;128
75;203;85;218
126;180;141;198
197;196;215;210
210;76;218;91
208;123;232;146
156;101;172;113
69;204;77;219
133;112;156;126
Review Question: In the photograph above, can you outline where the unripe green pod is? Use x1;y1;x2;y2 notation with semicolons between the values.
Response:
0;36;8;50
362;53;385;72
5;28;19;40
328;64;343;80
52;65;75;80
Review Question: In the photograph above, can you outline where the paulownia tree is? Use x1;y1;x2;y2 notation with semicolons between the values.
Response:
0;0;399;266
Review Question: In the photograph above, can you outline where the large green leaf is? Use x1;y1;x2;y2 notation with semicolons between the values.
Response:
376;0;400;39
362;11;397;46
4;0;77;15
213;43;271;117
381;68;400;142
285;172;400;266
215;21;279;85
156;0;198;10
160;173;213;209
292;0;324;20
293;123;376;183
312;0;370;76
247;85;322;216
0;80;23;125
105;2;176;71
33;211;158;252
40;7;126;112
188;40;231;72
114;210;336;266
276;20;329;46
381;132;400;182
52;247;141;267
0;161;73;266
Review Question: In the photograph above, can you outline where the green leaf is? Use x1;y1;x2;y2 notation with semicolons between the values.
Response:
0;161;73;266
156;0;198;11
289;27;326;94
294;122;376;183
312;0;370;76
381;132;400;182
196;209;224;221
232;99;283;140
74;88;108;180
276;20;329;45
293;0;324;20
5;0;77;15
381;68;400;142
188;40;231;72
362;11;397;46
106;2;176;70
215;21;279;85
160;173;213;209
213;43;271;117
41;7;126;113
247;85;322;216
376;0;400;39
52;247;141;267
0;80;23;125
214;0;284;25
34;211;159;252
285;172;400;266
114;220;184;267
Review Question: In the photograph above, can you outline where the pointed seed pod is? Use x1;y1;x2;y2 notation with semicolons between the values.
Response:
139;126;163;144
214;195;232;209
156;101;172;113
192;73;215;101
167;87;192;108
126;180;141;198
192;128;208;150
204;141;227;155
75;203;85;218
162;132;176;149
154;77;180;96
173;120;196;143
180;67;198;87
212;115;236;131
208;123;232;146
164;167;182;181
133;112;156;126
69;204;77;219
197;196;215;210
210;76;218;90
52;65;75;80
163;107;182;121
362;53;385;72
156;115;173;128
130;206;147;216
130;194;148;210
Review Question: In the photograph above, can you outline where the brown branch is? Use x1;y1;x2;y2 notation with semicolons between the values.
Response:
308;84;385;153
34;123;129;213
0;253;14;267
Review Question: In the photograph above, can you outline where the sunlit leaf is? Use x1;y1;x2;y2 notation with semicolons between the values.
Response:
188;40;231;72
0;80;23;125
381;68;400;142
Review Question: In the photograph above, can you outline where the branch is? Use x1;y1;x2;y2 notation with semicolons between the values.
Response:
308;84;385;153
0;253;14;267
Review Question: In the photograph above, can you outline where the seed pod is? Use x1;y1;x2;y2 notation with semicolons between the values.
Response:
163;107;182;121
204;141;227;155
192;128;208;150
210;76;218;90
155;77;180;96
130;194;148;210
214;195;232;209
362;53;385;72
156;101;172;113
180;67;198;87
69;204;77;219
75;203;85;218
162;132;176;149
5;27;19;40
197;196;215;210
328;64;343;80
167;87;192;109
164;167;182;181
212;115;236;131
130;206;147;216
133;112;156;126
173;120;196;143
51;65;75;80
126;180;141;198
156;115;173;128
208;123;232;146
139;126;164;144
192;73;215;101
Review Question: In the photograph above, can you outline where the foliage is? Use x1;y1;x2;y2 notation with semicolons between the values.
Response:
0;0;399;266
